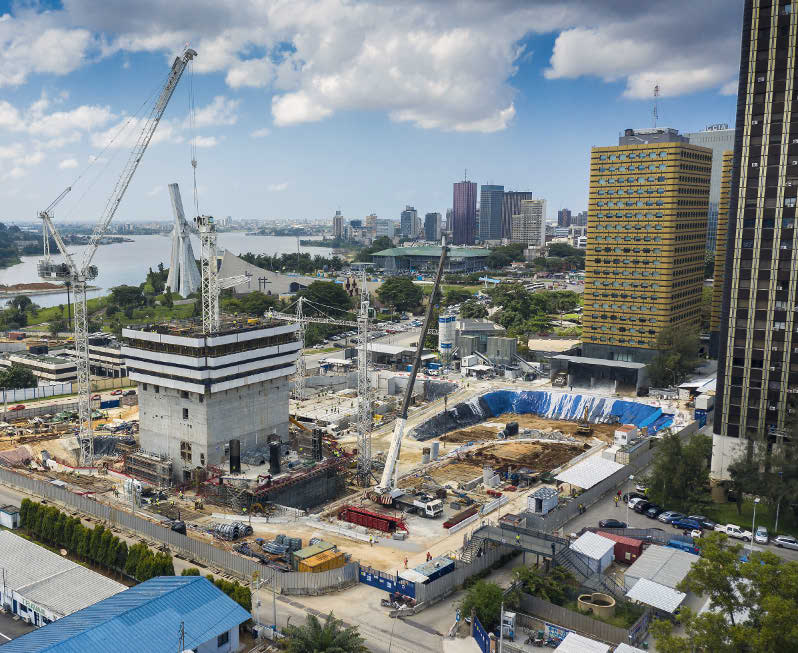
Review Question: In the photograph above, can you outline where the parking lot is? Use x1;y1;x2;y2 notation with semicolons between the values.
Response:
0;611;35;645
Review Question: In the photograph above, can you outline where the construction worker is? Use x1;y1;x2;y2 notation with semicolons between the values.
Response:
404;557;408;569
369;535;373;547
515;533;520;546
614;495;619;508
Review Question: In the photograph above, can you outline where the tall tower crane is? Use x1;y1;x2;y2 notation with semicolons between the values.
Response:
38;47;197;466
355;268;373;487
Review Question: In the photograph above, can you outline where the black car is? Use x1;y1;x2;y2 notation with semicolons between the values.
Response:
633;500;653;514
623;492;646;503
598;519;627;529
645;504;665;519
688;515;717;530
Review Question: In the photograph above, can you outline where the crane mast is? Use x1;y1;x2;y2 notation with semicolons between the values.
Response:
38;48;197;467
356;268;372;487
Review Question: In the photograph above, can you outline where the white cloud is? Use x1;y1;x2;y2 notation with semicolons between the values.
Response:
225;57;275;89
194;135;218;147
267;182;288;192
146;185;162;197
720;79;739;96
0;143;23;159
59;158;79;169
250;127;271;138
193;95;240;127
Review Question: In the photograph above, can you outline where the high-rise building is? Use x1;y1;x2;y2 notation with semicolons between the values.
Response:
365;213;377;239
687;125;736;252
502;191;537;239
510;198;546;248
332;210;344;239
573;211;588;227
478;185;504;241
400;205;419;238
557;208;572;227
709;151;734;358
374;219;395;238
424;212;442;242
445;208;452;231
452;180;477;245
713;0;798;480
582;128;711;363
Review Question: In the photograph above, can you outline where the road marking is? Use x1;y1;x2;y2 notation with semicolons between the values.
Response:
0;631;11;641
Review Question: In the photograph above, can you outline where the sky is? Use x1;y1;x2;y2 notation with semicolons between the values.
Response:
0;0;743;224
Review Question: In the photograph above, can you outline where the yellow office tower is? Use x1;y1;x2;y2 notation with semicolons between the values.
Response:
583;129;712;363
709;150;734;357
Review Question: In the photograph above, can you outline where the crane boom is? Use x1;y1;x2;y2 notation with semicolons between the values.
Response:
373;238;448;502
38;47;196;467
82;48;197;272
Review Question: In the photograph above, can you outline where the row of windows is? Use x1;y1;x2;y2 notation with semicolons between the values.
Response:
597;164;668;172
591;280;662;289
597;200;666;208
597;176;667;184
592;268;662;277
598;151;669;161
586;324;658;335
592;245;663;255
597;188;666;196
584;335;654;346
587;314;659;323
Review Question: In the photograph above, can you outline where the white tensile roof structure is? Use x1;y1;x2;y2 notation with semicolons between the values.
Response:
554;456;624;489
166;183;202;298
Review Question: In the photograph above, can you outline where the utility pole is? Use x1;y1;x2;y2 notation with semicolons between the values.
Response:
178;620;185;652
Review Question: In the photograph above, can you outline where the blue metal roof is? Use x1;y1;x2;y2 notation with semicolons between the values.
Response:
2;576;251;653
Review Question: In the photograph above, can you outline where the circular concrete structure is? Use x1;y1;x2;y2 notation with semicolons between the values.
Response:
577;592;616;619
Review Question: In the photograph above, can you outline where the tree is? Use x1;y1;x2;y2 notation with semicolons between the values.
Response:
377;277;423;312
648;326;701;386
645;432;712;513
109;285;146;308
700;285;713;332
181;567;201;576
300;281;353;314
279;612;368;653
460;581;507;631
0;364;37;390
49;317;67;337
513;565;574;606
652;532;798;652
460;299;488;319
162;292;174;308
444;287;474;306
353;236;393;263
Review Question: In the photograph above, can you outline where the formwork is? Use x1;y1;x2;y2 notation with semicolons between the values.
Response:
297;549;347;573
123;450;173;486
291;541;336;570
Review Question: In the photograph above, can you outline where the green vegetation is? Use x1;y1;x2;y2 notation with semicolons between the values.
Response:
181;567;201;576
125;542;175;581
648;326;701;387
444;287;474;306
703;499;798;538
514;565;574;606
240;251;345;273
460;299;487;319
644;432;712;514
460;580;508;632
700;285;713;332
652;532;798;652
353;236;394;263
704;251;715;279
205;574;252;612
279;612;367;653
531;243;586;272
486;243;526;269
377;277;424;312
488;284;580;338
0;364;37;389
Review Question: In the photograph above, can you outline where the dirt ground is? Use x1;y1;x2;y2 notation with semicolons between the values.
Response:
440;413;618;444
463;441;586;473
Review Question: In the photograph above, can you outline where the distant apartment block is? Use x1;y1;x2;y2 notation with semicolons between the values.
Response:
452;181;477;245
511;198;546;248
424;212;442;242
478;185;504;241
332;210;344;239
502;191;537;239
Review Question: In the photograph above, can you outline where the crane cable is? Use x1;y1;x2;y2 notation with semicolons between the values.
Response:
188;59;199;216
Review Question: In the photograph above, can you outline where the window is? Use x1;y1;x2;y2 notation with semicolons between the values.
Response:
181;390;189;399
183;407;189;420
200;453;205;466
154;385;160;394
786;197;797;208
180;441;192;462
143;383;148;391
199;394;204;403
218;632;230;647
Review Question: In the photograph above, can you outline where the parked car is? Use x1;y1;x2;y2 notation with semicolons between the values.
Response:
628;497;647;509
633;501;652;514
9;404;25;411
689;529;702;539
624;492;646;503
123;390;136;396
755;526;769;545
91;394;101;400
635;483;648;493
714;523;753;542
658;511;686;524
773;535;798;550
111;389;123;396
645;505;665;519
671;518;703;531
598;519;627;529
688;515;717;530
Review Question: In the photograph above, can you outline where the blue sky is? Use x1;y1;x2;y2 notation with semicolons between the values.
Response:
0;1;742;223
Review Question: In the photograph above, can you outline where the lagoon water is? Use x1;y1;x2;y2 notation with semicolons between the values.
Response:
0;234;333;308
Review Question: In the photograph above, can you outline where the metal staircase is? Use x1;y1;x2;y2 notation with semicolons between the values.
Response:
460;534;486;565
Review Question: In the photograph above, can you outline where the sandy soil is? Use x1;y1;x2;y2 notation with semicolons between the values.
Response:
462;440;586;473
440;413;618;444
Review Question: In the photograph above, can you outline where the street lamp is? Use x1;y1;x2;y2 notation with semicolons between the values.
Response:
751;496;760;553
626;475;634;526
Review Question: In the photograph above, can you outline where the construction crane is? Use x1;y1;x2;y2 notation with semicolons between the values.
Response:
355;267;372;487
370;237;448;505
38;47;197;466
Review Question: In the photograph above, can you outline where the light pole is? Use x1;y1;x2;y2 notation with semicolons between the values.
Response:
626;474;634;526
751;496;760;553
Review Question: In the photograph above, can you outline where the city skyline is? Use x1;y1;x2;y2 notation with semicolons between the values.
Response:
0;1;741;223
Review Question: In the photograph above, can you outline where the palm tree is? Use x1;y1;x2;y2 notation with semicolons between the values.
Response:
279;613;368;653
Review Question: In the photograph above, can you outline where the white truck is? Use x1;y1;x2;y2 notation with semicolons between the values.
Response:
394;493;444;518
714;523;753;542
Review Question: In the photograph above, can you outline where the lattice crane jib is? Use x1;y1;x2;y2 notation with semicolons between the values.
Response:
195;214;220;334
293;297;307;402
37;48;197;467
356;268;372;486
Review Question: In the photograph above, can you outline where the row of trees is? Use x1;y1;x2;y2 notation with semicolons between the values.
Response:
530;243;586;273
240;251;346;274
489;284;580;337
644;432;713;514
19;499;174;581
0;364;37;389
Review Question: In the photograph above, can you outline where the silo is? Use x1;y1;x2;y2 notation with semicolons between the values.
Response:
438;314;456;361
229;439;241;473
431;441;440;460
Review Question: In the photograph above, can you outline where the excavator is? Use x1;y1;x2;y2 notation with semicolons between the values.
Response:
576;405;593;436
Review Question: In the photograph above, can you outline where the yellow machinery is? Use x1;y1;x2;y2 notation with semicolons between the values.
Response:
576;406;593;436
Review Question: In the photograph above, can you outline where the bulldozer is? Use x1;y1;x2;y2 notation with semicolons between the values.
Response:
576;405;593;436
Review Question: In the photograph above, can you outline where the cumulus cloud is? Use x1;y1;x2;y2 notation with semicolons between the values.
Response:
250;127;271;138
5;1;743;134
267;182;288;192
194;135;218;147
59;158;79;169
192;95;240;127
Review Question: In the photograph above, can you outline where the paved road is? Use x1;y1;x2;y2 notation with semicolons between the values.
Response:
0;612;34;645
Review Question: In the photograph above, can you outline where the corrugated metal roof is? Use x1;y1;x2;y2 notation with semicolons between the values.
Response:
623;544;696;589
531;487;559;499
0;531;125;617
1;576;251;653
570;531;615;560
554;632;610;652
615;644;647;653
626;577;686;613
596;530;643;547
554;456;625;489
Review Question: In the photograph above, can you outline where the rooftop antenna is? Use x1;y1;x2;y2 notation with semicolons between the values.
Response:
653;84;660;128
464;168;468;181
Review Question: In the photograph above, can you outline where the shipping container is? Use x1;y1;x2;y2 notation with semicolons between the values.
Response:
413;555;455;583
337;505;407;533
596;530;644;564
291;541;336;570
443;505;478;529
297;549;346;573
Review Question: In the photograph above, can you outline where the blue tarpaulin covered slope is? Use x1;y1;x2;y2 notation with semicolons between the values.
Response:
414;390;673;440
